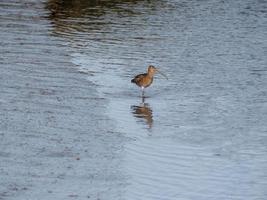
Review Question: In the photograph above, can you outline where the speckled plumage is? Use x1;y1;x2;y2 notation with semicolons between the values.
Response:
131;73;154;88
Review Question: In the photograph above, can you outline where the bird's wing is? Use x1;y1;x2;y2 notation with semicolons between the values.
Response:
131;73;146;83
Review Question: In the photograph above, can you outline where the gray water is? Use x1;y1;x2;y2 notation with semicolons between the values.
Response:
1;0;267;199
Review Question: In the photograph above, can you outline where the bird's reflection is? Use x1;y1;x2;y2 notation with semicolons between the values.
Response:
131;97;153;129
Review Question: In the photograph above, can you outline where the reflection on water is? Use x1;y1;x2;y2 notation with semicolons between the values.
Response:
45;0;156;35
46;0;114;19
46;0;157;18
131;97;153;129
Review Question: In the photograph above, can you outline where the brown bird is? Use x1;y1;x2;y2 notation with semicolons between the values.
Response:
131;65;168;96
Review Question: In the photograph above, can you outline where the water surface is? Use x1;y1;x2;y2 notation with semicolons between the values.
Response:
0;0;267;199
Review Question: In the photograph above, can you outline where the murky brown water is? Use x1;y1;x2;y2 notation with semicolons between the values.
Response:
1;0;267;199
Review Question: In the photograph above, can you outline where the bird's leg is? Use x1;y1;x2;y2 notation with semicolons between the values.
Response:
141;86;145;97
141;95;145;105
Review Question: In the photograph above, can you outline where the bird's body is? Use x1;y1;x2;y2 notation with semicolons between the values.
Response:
131;65;167;96
131;73;154;88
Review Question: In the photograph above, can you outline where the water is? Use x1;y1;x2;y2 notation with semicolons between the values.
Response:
0;0;267;199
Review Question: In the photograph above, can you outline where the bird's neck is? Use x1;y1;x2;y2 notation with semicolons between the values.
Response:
147;72;155;78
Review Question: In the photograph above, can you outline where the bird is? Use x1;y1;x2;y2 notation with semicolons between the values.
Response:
131;65;168;96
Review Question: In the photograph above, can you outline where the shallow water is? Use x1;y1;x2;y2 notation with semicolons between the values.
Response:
1;0;267;199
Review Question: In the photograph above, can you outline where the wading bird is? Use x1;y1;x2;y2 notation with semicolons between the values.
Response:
131;65;168;96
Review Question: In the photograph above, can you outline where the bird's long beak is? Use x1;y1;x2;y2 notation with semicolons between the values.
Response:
156;69;168;80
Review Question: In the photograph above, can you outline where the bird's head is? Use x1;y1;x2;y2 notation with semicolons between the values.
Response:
148;65;157;75
147;65;168;79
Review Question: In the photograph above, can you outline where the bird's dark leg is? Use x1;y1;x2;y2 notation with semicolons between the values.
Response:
141;95;145;104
